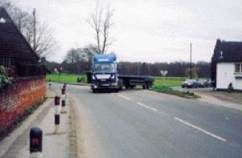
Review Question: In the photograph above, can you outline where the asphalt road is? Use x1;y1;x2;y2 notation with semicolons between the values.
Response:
62;84;242;158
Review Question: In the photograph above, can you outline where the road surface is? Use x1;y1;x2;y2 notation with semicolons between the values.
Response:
64;84;242;158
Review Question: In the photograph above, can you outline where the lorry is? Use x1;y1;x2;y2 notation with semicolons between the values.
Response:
88;53;154;93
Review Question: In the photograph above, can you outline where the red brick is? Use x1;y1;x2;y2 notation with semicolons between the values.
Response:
0;77;46;131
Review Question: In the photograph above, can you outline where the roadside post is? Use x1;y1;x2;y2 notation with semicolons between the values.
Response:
54;96;60;133
54;114;60;133
61;87;66;113
62;84;67;99
63;83;67;89
54;96;60;114
61;87;66;97
61;99;66;113
30;127;43;158
48;83;52;89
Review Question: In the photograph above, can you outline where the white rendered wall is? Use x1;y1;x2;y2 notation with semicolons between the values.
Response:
216;63;242;90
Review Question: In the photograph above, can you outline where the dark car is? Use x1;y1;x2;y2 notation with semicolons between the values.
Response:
181;79;200;88
197;79;212;88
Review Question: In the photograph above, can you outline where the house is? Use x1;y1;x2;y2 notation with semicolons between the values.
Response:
211;39;242;91
0;7;46;136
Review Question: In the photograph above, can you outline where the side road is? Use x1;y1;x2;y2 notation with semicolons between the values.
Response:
0;89;78;158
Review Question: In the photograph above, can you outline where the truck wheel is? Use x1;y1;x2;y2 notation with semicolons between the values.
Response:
119;85;123;91
92;89;96;93
143;83;149;89
130;85;135;89
146;83;150;89
125;84;129;89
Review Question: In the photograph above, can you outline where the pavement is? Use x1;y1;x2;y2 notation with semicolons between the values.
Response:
65;84;242;158
0;88;77;158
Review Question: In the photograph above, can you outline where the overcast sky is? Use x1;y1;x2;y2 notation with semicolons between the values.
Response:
11;0;242;63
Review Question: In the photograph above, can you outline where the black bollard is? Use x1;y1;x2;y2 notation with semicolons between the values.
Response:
30;127;42;153
61;99;66;114
54;114;60;125
63;83;67;88
61;100;66;107
54;114;60;133
61;88;66;95
54;96;60;106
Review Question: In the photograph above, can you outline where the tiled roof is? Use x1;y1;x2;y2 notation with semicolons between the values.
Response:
212;39;242;63
0;7;38;62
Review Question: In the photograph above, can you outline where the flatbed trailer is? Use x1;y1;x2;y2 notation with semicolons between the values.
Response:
118;75;154;89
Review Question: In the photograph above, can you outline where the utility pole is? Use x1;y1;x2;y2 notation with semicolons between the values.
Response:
33;8;37;52
190;42;192;79
18;16;22;32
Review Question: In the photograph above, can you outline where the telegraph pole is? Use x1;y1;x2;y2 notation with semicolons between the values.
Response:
33;8;37;52
190;42;192;79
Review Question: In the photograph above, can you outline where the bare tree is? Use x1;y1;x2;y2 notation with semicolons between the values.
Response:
63;48;90;74
64;49;82;64
82;44;99;58
88;4;114;54
33;21;57;56
0;0;57;57
25;9;57;57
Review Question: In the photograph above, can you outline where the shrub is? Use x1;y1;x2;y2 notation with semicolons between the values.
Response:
0;65;11;89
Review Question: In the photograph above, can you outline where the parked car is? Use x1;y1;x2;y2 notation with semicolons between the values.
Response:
181;79;200;88
182;79;212;88
197;79;212;88
197;79;206;88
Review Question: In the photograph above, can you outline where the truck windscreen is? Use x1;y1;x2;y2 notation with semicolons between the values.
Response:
94;63;115;73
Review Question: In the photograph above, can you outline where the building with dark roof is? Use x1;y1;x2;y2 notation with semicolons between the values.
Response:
211;39;242;90
0;7;46;137
0;7;44;77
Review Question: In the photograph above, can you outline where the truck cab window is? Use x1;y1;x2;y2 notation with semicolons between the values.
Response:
94;64;115;73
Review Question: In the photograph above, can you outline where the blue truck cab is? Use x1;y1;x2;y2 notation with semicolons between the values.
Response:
91;53;119;92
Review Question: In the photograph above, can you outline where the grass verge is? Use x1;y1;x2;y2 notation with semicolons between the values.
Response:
151;77;200;99
153;77;184;87
152;85;200;99
46;73;86;85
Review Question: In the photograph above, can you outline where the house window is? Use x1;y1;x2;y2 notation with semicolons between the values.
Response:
235;63;242;74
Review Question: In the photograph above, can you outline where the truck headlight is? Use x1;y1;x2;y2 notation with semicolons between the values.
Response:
112;82;118;86
111;75;115;79
92;75;95;80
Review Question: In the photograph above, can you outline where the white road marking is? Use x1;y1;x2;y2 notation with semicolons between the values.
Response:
137;102;158;112
118;94;160;112
174;117;227;142
117;94;132;101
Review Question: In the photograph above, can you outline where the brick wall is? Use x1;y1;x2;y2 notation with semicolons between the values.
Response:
0;76;46;134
